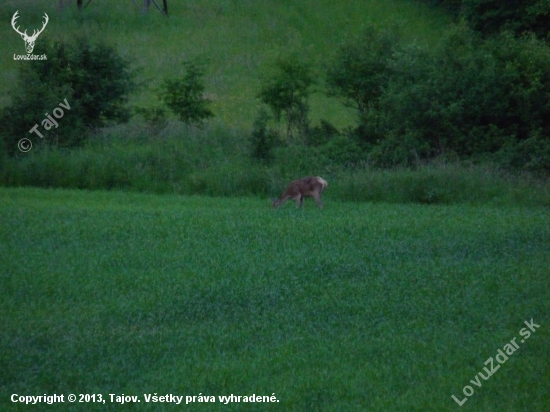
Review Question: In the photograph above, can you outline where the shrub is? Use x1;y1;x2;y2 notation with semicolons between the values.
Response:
318;135;363;167
249;107;280;163
418;0;550;42
272;144;329;178
134;106;169;134
258;55;315;141
329;22;550;172
306;120;340;147
461;0;550;41
159;61;214;126
0;37;137;154
382;27;550;163
326;24;400;116
494;132;550;175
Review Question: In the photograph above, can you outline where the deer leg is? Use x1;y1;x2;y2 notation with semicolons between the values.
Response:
313;192;324;209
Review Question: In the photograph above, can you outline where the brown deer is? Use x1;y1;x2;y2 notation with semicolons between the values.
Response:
272;177;328;209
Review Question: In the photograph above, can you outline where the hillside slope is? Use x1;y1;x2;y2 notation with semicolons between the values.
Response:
0;0;450;127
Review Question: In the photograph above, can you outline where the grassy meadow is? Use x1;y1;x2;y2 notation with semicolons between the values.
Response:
1;0;550;410
1;187;549;410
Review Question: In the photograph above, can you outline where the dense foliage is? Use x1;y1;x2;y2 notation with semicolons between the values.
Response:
249;107;279;163
326;23;550;171
326;25;400;116
0;37;136;154
2;1;550;186
257;56;315;141
159;61;214;126
419;0;550;41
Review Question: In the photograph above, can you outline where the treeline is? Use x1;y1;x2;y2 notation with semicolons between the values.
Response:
418;0;550;41
252;23;550;173
248;1;550;173
0;38;212;155
1;3;550;177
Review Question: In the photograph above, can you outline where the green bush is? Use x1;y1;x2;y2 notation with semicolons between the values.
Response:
318;135;362;167
159;61;214;126
0;37;137;154
258;55;315;141
134;106;169;134
376;25;505;157
306;120;340;147
418;0;550;42
495;132;550;175
328;23;550;172
383;27;550;164
461;0;550;40
326;24;400;117
272;144;330;178
249;108;280;164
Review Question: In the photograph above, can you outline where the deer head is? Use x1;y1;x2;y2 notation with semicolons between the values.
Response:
11;11;49;54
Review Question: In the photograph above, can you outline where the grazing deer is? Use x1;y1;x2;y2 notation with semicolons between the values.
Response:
272;176;328;209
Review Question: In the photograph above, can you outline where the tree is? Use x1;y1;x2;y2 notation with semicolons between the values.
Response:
0;37;137;154
249;107;279;163
418;0;550;42
159;62;214;126
461;0;550;40
326;24;400;116
258;56;315;141
324;21;550;171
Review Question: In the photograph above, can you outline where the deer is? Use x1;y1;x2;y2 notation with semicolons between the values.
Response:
272;176;328;209
11;11;49;54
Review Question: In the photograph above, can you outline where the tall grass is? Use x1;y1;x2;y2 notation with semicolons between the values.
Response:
331;164;550;207
0;123;273;196
2;128;549;207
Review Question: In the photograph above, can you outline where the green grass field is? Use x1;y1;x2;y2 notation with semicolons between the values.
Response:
1;187;548;410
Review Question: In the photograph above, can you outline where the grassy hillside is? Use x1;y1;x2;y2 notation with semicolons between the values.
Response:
1;187;549;410
4;1;548;196
0;0;450;128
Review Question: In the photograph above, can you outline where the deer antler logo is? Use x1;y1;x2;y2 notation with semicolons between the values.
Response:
11;10;49;54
